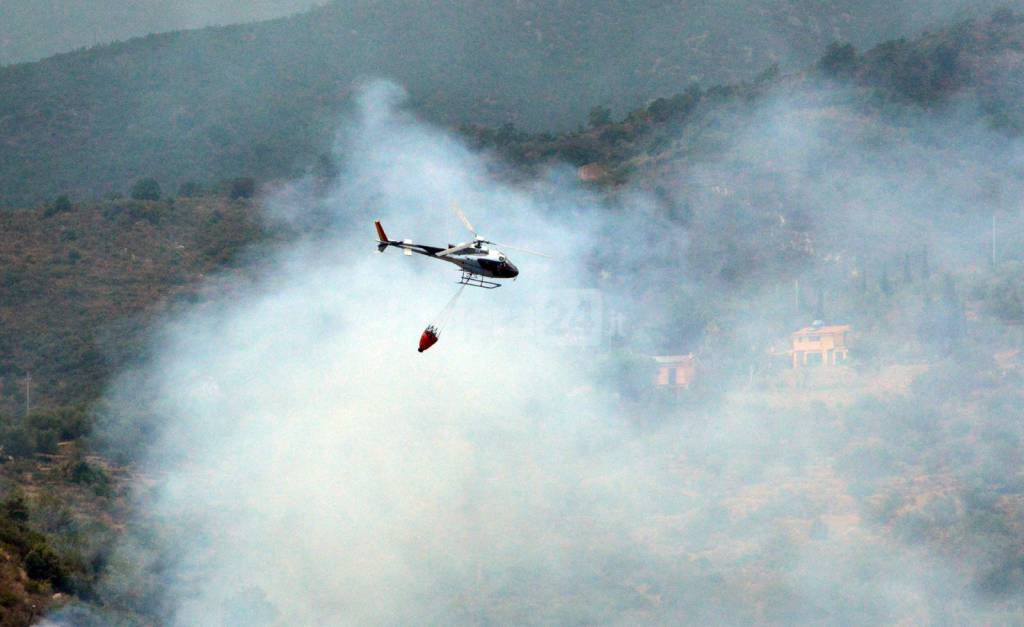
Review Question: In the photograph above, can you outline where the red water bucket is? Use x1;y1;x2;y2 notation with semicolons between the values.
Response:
418;327;439;352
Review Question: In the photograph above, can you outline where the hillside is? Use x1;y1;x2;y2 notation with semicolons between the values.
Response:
0;196;265;417
2;13;1024;623
0;0;1017;208
2;10;1023;419
474;9;1024;170
0;0;323;65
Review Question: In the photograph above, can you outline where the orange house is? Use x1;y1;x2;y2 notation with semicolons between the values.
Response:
654;354;696;388
791;324;851;368
578;163;609;181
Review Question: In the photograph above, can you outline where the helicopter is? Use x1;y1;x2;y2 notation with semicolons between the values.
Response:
374;207;547;289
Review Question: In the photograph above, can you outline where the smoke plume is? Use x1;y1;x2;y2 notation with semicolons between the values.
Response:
87;78;1024;625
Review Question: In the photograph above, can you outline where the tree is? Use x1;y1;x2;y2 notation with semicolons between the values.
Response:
1;427;33;458
229;177;255;200
992;7;1017;24
879;269;894;296
43;194;73;218
177;181;203;198
818;42;858;77
495;122;525;147
130;178;161;201
940;273;966;346
2;490;29;523
754;63;780;85
814;287;826;321
588;105;612;128
25;543;66;587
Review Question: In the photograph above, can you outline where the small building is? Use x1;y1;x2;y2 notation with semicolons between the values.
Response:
791;323;851;368
653;354;696;388
577;163;609;182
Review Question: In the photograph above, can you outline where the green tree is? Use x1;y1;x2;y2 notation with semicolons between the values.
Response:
495;122;525;147
754;63;780;85
25;543;66;587
588;105;612;128
991;7;1017;24
43;194;73;218
177;181;203;198
53;194;72;212
2;490;29;523
880;268;893;296
229;177;256;200
130;178;161;201
1;427;33;458
818;42;858;77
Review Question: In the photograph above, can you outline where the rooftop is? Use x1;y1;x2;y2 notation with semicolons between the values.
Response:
793;324;851;337
652;354;695;364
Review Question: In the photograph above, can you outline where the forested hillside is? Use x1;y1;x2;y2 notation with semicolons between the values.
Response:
3;9;1023;423
0;196;265;416
0;0;1016;207
473;9;1024;169
0;0;322;65
2;11;1024;623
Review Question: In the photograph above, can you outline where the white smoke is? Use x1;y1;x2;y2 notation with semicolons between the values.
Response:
97;82;647;625
87;80;1023;625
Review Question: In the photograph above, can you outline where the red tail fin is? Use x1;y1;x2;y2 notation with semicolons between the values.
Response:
374;220;388;242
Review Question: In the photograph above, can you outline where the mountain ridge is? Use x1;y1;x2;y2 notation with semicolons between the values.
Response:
0;0;1017;207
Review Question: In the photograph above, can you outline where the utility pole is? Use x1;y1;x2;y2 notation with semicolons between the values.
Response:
24;372;32;417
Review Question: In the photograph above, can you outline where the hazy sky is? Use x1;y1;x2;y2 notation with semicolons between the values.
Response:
0;0;324;65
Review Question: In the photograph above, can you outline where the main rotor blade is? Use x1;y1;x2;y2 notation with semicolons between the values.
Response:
452;203;477;236
490;242;552;258
437;242;475;257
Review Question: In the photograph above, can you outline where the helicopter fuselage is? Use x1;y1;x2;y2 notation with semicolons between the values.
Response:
380;240;519;279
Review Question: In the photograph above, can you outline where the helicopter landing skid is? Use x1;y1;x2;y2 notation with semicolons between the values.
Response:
459;270;501;289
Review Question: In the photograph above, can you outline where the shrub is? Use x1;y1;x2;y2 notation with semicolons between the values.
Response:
991;7;1017;24
588;105;612;128
25;543;66;587
177;180;204;198
43;195;73;218
33;429;59;455
130;178;161;201
1;427;34;458
0;589;18;608
2;491;29;523
65;460;110;490
818;42;858;77
229;177;256;200
28;406;91;441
